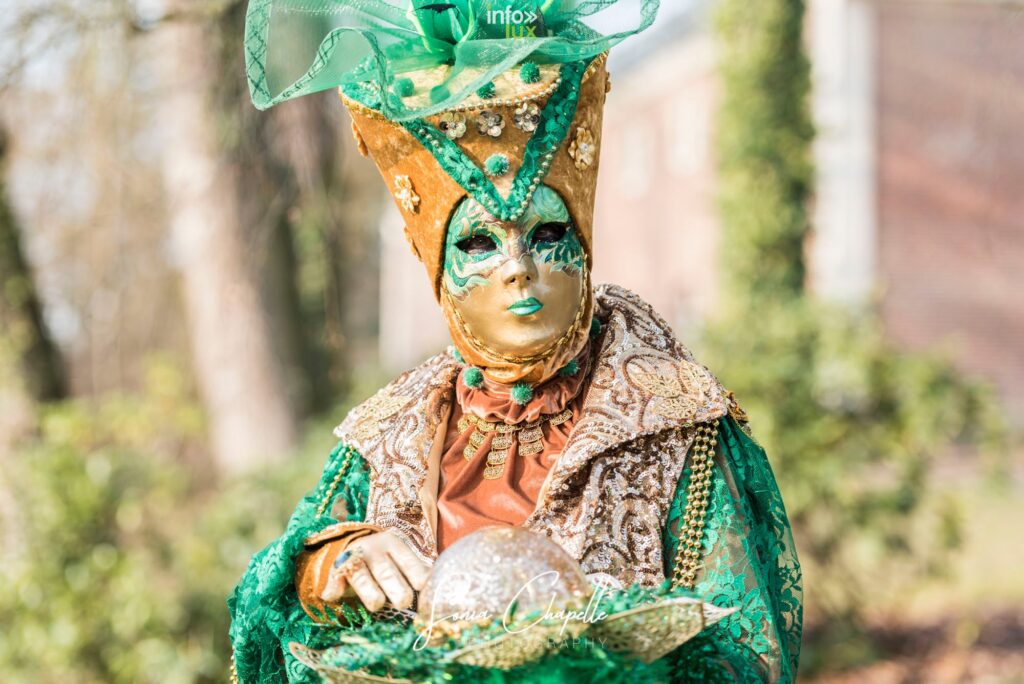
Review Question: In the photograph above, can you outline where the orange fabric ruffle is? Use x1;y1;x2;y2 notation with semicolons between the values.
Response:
436;347;590;551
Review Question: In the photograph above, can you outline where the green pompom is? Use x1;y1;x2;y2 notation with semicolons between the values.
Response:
559;359;579;377
452;348;465;364
476;81;496;99
589;317;602;339
463;366;484;389
519;62;541;84
511;381;533;406
484;153;510;177
394;78;415;97
429;84;450;104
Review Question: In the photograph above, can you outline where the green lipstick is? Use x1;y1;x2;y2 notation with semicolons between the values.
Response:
508;297;543;316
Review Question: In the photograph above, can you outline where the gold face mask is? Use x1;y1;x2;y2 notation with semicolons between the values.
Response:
441;185;592;386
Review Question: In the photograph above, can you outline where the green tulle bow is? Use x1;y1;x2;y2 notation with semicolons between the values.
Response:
244;0;659;120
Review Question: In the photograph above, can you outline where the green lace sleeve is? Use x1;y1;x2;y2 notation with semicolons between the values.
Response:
227;442;371;684
662;416;803;683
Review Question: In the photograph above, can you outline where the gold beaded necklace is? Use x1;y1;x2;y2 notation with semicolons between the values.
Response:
458;409;573;479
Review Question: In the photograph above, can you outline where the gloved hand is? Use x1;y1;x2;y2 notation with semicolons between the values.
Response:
322;528;431;611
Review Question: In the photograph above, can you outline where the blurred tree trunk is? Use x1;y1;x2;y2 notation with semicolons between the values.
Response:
214;1;363;415
265;97;349;412
0;128;66;403
262;96;383;408
218;59;332;421
155;12;298;475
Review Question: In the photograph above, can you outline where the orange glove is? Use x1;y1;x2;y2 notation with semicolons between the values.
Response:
294;522;380;623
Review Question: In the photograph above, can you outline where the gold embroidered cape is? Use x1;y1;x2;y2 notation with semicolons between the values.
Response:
228;284;803;683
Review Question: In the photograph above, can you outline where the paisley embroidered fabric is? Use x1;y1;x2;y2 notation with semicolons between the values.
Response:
227;416;801;683
436;359;589;550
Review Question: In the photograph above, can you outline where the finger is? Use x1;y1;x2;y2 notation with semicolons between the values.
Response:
322;546;361;602
322;547;356;602
347;564;387;612
321;571;348;603
387;539;431;591
365;553;414;609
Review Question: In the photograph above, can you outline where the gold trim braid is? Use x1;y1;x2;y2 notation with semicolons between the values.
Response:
671;420;719;590
316;447;356;518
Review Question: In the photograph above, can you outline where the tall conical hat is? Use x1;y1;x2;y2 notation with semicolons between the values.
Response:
343;55;608;298
244;0;658;382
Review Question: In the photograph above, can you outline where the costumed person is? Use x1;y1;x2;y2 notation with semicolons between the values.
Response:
229;1;802;682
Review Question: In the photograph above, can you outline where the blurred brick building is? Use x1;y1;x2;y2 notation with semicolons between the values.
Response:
815;0;1024;425
377;0;1024;424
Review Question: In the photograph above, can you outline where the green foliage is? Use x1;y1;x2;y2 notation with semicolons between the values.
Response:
0;358;333;684
711;0;1010;672
715;0;815;309
700;300;1007;671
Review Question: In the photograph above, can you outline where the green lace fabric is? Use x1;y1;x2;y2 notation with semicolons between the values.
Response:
244;0;659;119
228;416;802;683
227;443;371;684
663;416;803;683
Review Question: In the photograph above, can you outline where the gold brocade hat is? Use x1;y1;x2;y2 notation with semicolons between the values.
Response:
342;54;609;299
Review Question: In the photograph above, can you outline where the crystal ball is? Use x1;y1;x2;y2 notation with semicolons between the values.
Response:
416;526;591;638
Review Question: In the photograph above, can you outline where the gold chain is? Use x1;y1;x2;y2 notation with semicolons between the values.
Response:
671;420;719;590
229;654;239;684
444;267;590;365
316;446;356;518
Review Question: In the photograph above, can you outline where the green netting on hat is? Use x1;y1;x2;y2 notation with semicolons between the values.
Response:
244;0;660;121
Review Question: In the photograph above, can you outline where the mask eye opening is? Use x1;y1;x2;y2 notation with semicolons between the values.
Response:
456;234;498;255
530;221;570;246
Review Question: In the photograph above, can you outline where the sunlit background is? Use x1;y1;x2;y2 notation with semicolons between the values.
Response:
1;1;1022;682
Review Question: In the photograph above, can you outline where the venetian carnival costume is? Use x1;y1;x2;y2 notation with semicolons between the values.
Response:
229;1;802;683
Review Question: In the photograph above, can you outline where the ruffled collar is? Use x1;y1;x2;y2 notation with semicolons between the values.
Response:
456;344;591;425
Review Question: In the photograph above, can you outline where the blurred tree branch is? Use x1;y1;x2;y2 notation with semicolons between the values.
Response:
2;0;381;471
0;0;238;91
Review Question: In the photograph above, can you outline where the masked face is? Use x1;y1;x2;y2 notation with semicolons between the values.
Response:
442;185;586;359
